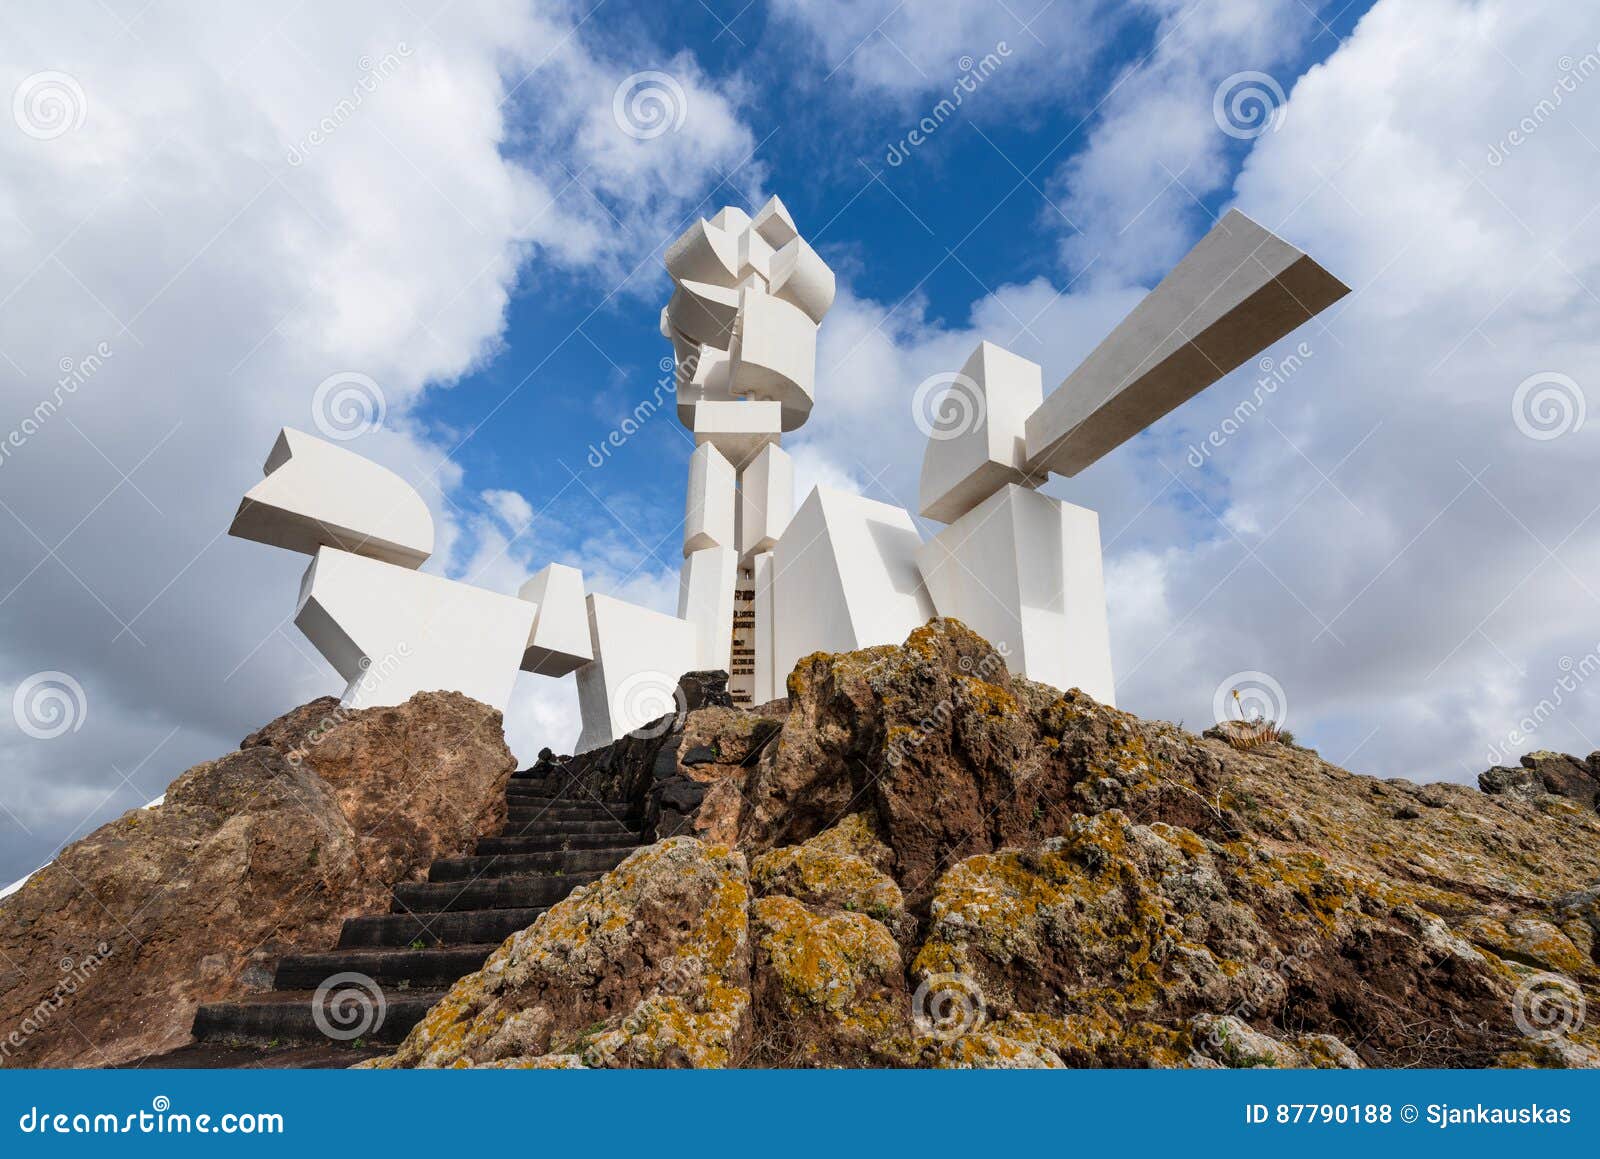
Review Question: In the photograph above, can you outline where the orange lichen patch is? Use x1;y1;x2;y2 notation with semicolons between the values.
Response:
926;1031;1064;1069
1455;916;1594;979
752;819;904;922
754;895;901;1023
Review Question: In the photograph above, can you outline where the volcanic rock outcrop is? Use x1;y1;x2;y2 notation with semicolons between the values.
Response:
0;692;514;1067
369;620;1600;1069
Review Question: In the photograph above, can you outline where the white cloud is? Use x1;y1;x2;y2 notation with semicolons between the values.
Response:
0;0;757;881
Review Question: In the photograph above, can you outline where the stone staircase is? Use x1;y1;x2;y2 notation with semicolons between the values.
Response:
152;775;646;1065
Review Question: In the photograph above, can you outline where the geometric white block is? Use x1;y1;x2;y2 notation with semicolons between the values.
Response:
664;218;738;289
769;236;836;325
751;194;799;249
738;227;774;284
675;343;735;426
917;484;1115;705
517;562;593;677
574;594;699;753
918;341;1044;524
228;428;434;569
684;442;736;555
770;487;933;685
667;280;741;350
709;205;752;235
678;546;738;672
295;546;535;713
728;291;818;431
752;550;776;703
693;399;782;468
738;443;793;560
1024;209;1350;478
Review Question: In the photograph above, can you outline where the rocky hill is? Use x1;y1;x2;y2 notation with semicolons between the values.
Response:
3;619;1597;1068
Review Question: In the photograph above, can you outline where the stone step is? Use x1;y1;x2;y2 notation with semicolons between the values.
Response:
501;792;639;815
475;832;641;855
392;872;604;913
192;988;443;1046
428;846;637;883
272;944;498;990
500;815;643;835
337;907;548;949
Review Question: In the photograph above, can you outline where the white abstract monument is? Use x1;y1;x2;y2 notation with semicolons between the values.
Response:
229;198;1346;750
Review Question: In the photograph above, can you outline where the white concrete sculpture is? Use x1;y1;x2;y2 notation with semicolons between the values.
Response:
297;546;535;711
770;488;934;686
229;427;433;568
679;545;738;671
918;484;1115;705
574;594;699;752
1025;209;1350;478
231;199;1346;756
518;563;593;677
229;428;534;714
918;341;1045;524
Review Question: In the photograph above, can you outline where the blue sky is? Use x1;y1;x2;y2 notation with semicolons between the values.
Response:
6;0;1600;885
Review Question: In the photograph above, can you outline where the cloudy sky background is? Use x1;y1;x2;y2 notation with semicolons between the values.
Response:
3;0;1599;883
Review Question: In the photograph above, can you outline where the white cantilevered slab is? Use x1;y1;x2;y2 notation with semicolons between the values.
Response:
573;594;699;753
228;428;434;569
679;545;738;671
770;487;933;684
295;546;535;713
518;562;593;677
664;217;739;288
685;442;737;554
738;443;794;560
918;341;1045;524
693;399;782;467
917;484;1115;705
1024;209;1350;478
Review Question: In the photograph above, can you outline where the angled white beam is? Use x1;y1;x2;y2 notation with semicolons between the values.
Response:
1024;209;1349;478
684;442;737;554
